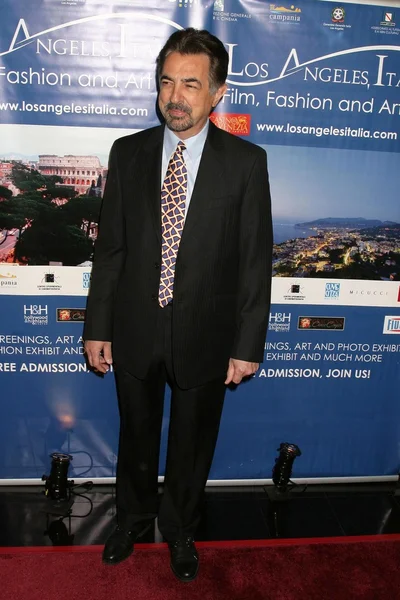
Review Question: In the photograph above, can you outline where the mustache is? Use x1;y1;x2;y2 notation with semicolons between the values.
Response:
165;102;191;115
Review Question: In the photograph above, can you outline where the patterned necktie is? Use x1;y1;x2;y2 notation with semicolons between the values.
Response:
158;142;187;307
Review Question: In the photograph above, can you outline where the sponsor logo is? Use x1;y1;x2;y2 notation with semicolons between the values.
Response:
37;271;62;292
325;282;340;299
269;312;291;332
323;6;350;30
24;304;48;325
371;11;399;35
210;113;251;136
298;316;345;331
348;287;388;297
0;271;17;287
383;316;400;334
268;3;301;23
168;0;200;7
331;7;345;23
213;3;251;22
60;0;86;6
269;3;301;14
82;271;91;289
381;12;395;27
57;308;86;322
283;282;306;301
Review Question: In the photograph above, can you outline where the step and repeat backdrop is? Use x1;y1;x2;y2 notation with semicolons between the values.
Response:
0;0;399;481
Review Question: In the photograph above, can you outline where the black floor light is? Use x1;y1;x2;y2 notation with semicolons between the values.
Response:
272;443;302;493
42;452;74;501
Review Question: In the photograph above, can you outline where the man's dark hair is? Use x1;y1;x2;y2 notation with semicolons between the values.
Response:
156;28;229;92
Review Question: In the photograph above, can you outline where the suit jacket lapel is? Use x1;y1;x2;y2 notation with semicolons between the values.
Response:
181;121;225;245
139;125;164;245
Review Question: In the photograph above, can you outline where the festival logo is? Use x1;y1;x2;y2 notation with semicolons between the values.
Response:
383;316;400;334
269;312;291;332
209;114;251;136
57;308;86;322
298;316;345;331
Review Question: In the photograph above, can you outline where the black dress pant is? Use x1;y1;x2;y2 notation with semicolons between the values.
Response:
114;303;226;540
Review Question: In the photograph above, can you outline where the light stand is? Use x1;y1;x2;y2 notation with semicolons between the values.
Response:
42;452;74;515
265;443;303;536
272;443;302;494
41;451;95;546
44;513;74;546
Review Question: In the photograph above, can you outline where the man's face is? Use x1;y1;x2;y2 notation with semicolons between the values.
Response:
158;52;226;139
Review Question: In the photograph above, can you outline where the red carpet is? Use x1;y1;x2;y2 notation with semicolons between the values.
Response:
2;536;400;600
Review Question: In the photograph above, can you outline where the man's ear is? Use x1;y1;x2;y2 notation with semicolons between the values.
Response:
212;83;228;108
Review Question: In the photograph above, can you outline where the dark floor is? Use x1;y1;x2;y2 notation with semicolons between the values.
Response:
1;481;400;547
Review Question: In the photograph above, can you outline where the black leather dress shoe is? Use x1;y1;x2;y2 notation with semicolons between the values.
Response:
168;536;199;582
102;523;152;565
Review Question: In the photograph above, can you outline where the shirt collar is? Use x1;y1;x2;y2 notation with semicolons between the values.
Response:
164;120;209;162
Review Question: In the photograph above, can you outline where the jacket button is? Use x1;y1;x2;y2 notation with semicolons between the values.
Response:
151;294;157;301
154;262;160;269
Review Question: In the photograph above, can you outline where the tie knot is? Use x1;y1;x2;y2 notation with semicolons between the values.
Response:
176;142;186;155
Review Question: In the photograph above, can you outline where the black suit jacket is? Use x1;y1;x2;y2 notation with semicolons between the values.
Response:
84;121;273;388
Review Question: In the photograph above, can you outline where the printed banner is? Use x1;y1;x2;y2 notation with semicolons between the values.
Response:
0;0;399;480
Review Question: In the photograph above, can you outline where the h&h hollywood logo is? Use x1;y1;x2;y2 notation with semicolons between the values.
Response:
325;282;340;299
269;312;291;332
383;316;400;334
24;304;48;325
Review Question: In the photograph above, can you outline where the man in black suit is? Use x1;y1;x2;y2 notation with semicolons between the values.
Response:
84;28;272;582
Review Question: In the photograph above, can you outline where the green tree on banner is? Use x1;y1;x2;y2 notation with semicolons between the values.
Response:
0;162;100;265
0;185;12;201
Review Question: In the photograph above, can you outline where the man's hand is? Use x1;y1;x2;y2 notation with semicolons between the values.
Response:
84;340;113;374
225;358;259;385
